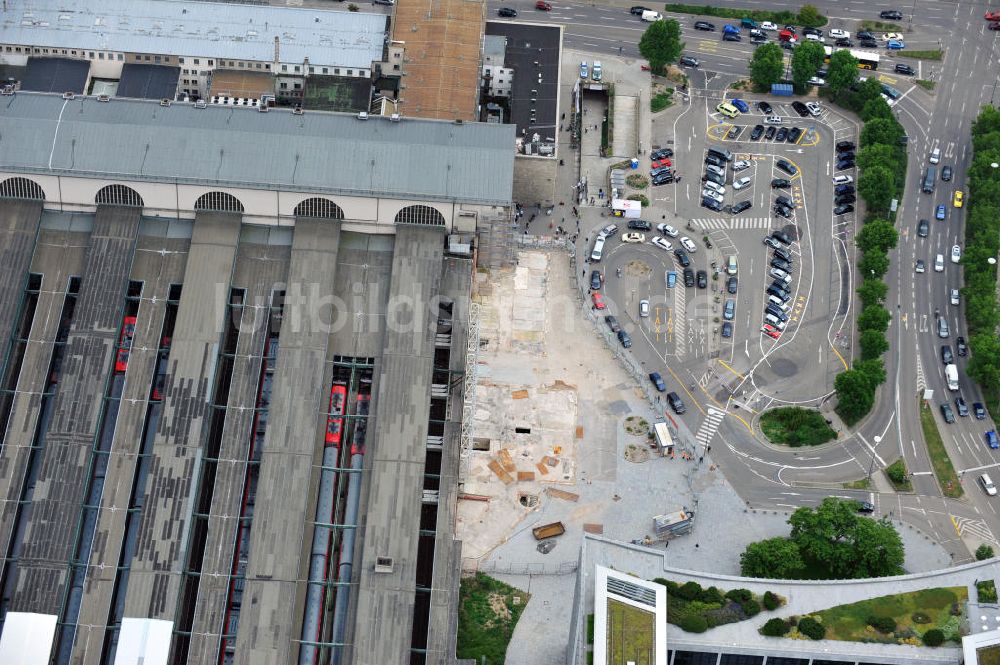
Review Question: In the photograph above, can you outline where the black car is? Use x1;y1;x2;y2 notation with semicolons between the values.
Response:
836;159;855;171
857;30;875;40
605;315;621;333
766;285;789;301
856;500;875;513
781;40;795;50
835;38;853;47
775;127;789;142
764;125;777;140
727;276;738;294
880;10;903;20
975;402;988;420
723;33;742;42
674;248;691;267
775;195;793;209
497;7;517;17
766;304;789;321
956;396;969;417
940;403;956;424
957;336;968;356
941;345;954;364
771;230;793;245
721;321;733;338
751;33;767;44
776;159;797;175
833;203;854;215
791;101;810;117
757;101;773;114
705;153;724;167
772;246;792;262
771;178;791;189
731;200;752;214
631;5;650;14
727;125;742;139
918;219;929;237
838;150;856;162
693;20;715;30
836;140;856;152
590;270;602;290
750;124;765;140
835;193;857;205
894;63;915;76
941;165;953;181
803;27;822;37
787;127;803;143
701;196;723;211
860;38;879;48
683;267;695;287
771;257;791;272
666;391;686;415
696;270;708;288
652;172;674;185
618;329;632;348
703;171;725;186
679;55;700;67
835;184;855;196
628;220;652;231
774;204;793;219
651;148;674;160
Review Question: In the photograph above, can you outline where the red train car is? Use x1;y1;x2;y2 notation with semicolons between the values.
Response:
114;316;137;373
324;384;347;446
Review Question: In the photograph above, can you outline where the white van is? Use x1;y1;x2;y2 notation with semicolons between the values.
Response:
945;364;959;391
764;313;787;330
641;10;662;21
767;295;790;311
727;255;739;275
592;61;603;81
929;147;941;164
591;236;606;262
980;473;998;496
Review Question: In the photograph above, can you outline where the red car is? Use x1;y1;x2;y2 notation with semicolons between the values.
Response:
761;324;781;339
325;384;347;446
535;0;552;9
986;11;1000;20
651;158;672;169
114;316;137;373
592;292;606;310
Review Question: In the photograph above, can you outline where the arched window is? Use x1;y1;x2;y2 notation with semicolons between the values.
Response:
394;205;445;226
0;177;45;200
294;197;344;220
95;184;144;207
194;191;245;213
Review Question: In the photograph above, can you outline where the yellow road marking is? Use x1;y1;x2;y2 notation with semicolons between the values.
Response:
830;342;849;371
663;363;707;417
717;359;745;379
950;515;962;537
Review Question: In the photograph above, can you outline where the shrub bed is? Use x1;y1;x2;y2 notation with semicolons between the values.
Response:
656;579;781;632
759;407;836;446
978;580;998;604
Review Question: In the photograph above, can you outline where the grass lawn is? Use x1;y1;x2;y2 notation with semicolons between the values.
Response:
843;478;870;490
919;399;963;498
607;598;655;665
885;458;913;491
456;573;530;664
980;645;1000;665
814;587;967;644
759;407;837;447
916;79;936;91
650;90;674;113
898;49;945;60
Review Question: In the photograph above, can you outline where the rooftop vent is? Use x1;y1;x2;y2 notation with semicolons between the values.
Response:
97;94;110;102
390;113;401;122
454;118;464;124
292;106;304;115
62;91;75;100
357;111;369;121
159;98;171;107
0;86;14;96
258;104;269;113
374;557;394;573
194;99;208;109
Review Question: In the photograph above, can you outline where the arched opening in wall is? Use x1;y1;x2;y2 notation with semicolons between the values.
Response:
394;205;445;226
194;191;245;214
95;184;144;208
0;177;45;201
294;197;344;220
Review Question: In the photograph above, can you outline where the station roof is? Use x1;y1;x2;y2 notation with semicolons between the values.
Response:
0;0;387;69
19;57;89;94
117;64;181;100
0;92;514;205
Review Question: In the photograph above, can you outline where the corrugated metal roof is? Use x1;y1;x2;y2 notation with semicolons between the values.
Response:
0;0;386;69
0;92;515;205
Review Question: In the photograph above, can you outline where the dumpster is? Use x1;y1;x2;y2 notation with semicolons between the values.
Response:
532;521;566;540
771;83;794;97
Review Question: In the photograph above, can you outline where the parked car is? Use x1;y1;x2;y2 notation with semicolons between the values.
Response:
605;315;621;333
497;6;517;17
764;125;777;140
592;292;606;309
835;38;853;47
674;248;691;267
832;175;854;185
590;270;602;290
791;101;810;117
836;140;855;152
987;431;1000;450
787;127;803;143
649;371;667;392
776;159;797;175
666;391;686;414
651;148;674;160
894;63;915;75
650;236;673;252
723;299;736;320
806;102;821;116
733;176;752;190
750;124;765;140
628;220;652;231
640;299;650;317
679;55;700;67
694;20;716;30
622;232;645;243
775;127;789;142
731;98;750;113
721;321;733;338
757;101;774;114
733;159;751;172
833;203;854;216
696;270;708;288
835;184;856;196
727;276;738;294
680;236;698;253
652;172;674;185
667;271;677;288
618;330;632;348
683;268;695;287
731;200;753;214
771;178;791;188
835;193;856;205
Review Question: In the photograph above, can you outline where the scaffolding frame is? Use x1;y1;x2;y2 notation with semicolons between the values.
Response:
458;302;480;481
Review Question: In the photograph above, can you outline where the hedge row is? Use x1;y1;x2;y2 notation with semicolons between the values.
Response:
653;578;784;632
662;3;827;28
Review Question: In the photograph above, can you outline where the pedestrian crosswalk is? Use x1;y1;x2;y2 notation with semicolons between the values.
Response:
691;217;773;231
954;515;998;545
672;281;687;358
695;407;725;449
915;354;927;393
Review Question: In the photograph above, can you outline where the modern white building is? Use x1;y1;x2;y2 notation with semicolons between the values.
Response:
0;0;388;101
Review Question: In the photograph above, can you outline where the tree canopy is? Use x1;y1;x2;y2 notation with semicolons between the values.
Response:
790;40;825;91
825;49;858;96
856;219;899;254
749;43;785;90
639;19;684;74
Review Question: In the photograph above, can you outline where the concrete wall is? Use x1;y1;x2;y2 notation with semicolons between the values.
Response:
512;154;557;206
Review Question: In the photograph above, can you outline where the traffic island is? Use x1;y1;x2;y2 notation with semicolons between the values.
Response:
759;406;837;447
919;399;964;498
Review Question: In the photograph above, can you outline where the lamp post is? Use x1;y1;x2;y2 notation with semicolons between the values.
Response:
867;435;881;481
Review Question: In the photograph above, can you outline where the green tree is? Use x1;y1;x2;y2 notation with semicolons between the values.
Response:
858;305;890;332
858;164;896;212
835;368;875;422
749;43;785;90
922;628;944;646
859;250;890;279
860;97;893;122
852;516;905;577
788;498;903;578
826;49;859;96
857;144;903;188
856;358;887;387
857;219;898;253
976;544;995;560
968;333;1000;388
760;618;790;636
861;117;905;147
857;278;888;307
972;104;1000;139
791;40;825;91
740;537;804;578
797;4;824;27
639;19;684;74
859;329;889;360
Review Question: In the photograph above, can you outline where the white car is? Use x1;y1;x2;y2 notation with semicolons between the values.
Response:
622;232;645;243
640;299;650;317
950;289;960;306
764;115;783;124
832;175;854;185
701;188;724;204
703;180;726;195
805;33;825;43
829;28;850;39
934;254;945;272
881;32;903;41
769;267;791;282
805;102;822;116
808;76;826;86
705;164;726;177
951;244;962;263
657;223;679;237
680;236;698;253
733;176;752;190
650;235;673;252
732;160;751;172
760;21;777;31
